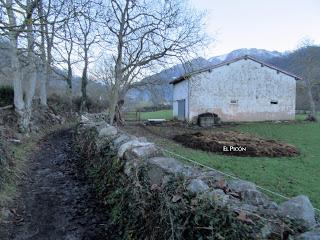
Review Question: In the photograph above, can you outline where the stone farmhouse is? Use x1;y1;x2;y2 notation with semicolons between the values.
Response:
170;55;301;122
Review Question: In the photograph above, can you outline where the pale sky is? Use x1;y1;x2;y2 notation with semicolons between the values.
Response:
190;0;320;57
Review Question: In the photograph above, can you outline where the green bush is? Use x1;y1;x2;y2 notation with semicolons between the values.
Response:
0;85;14;107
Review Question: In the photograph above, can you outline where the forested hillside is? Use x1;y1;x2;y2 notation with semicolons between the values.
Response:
267;46;320;110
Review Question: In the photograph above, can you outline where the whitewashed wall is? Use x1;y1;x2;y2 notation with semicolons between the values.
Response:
185;59;296;122
172;80;189;119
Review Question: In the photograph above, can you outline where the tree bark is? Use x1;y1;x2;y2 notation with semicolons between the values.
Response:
6;0;25;130
80;51;88;112
38;0;48;107
66;61;73;108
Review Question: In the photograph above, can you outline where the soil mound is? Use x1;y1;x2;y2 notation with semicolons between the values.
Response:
172;131;299;157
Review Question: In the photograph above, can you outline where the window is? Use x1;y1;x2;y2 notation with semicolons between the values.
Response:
230;100;238;104
270;100;278;105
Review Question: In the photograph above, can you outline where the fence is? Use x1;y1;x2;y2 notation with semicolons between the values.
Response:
124;111;141;122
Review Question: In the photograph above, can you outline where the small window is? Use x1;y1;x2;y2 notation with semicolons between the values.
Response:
230;100;238;104
270;100;278;105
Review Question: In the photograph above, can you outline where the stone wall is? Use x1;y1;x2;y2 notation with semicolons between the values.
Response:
77;114;319;239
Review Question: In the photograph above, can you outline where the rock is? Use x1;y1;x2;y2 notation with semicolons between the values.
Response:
202;170;224;182
146;157;188;185
242;189;270;206
187;179;209;194
296;229;320;240
279;195;316;228
147;157;186;175
208;189;230;206
124;144;162;160
80;115;90;123
118;140;153;158
228;180;257;192
98;126;118;139
113;134;131;148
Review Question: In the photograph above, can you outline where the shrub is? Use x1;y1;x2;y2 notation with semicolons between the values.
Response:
0;85;14;107
73;96;107;113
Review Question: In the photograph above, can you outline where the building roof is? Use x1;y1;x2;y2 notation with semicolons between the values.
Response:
169;55;302;85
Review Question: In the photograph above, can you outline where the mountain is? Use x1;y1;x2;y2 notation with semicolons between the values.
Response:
208;48;284;64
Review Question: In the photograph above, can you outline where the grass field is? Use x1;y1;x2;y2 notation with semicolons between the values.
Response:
140;109;173;120
136;111;320;208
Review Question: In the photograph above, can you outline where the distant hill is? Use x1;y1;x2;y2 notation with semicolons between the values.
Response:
208;48;284;65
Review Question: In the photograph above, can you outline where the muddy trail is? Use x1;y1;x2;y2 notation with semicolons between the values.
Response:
0;128;109;240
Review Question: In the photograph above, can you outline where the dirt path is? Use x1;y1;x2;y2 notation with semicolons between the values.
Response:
0;128;108;240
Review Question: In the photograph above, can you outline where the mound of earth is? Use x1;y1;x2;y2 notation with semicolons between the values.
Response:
172;131;299;157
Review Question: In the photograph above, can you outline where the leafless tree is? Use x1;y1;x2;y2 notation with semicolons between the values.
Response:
36;0;66;107
52;1;80;107
98;0;207;125
0;0;40;132
73;0;101;112
297;39;318;121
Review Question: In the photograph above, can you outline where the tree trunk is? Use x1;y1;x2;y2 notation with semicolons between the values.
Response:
38;0;48;107
80;57;88;112
23;1;38;132
108;88;119;125
10;39;25;130
6;0;25;130
66;58;73;109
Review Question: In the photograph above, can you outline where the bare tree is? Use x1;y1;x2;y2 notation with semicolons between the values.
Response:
297;39;318;121
0;0;40;132
37;0;66;107
52;1;80;108
100;0;207;125
73;0;101;112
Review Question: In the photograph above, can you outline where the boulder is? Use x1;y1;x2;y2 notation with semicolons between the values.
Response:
113;134;131;148
118;140;153;158
242;189;270;206
228;180;257;192
146;157;197;179
202;170;224;182
296;229;320;240
147;157;186;175
208;189;230;206
187;179;209;194
124;144;162;160
98;126;118;139
80;115;89;123
279;195;316;228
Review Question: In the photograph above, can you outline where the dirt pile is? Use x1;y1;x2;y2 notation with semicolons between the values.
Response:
173;131;299;157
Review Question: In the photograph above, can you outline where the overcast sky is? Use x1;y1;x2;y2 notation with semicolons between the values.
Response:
190;0;320;57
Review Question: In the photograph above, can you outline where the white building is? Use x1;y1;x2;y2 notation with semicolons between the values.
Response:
170;55;301;122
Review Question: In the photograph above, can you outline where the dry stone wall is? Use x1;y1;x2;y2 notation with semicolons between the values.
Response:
77;114;319;239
